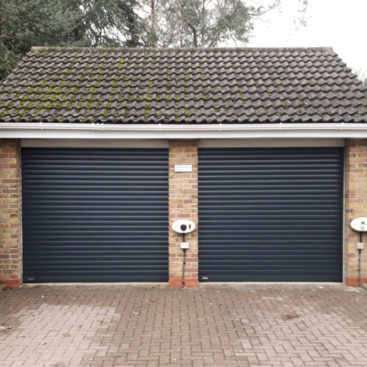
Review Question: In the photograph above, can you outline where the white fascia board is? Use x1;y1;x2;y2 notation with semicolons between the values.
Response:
21;138;344;148
21;139;169;148
1;122;367;139
199;138;345;148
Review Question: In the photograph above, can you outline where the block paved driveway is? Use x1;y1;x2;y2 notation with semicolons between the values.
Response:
1;284;367;367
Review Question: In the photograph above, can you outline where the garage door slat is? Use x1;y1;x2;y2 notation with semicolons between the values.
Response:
22;148;168;283
199;147;343;282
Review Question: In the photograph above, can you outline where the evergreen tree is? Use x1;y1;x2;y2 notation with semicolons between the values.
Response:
0;0;308;80
0;0;142;80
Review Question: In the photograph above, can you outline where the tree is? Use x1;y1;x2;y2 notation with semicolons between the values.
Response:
62;0;144;47
0;0;309;81
143;0;309;48
144;0;256;47
0;0;142;80
0;0;79;79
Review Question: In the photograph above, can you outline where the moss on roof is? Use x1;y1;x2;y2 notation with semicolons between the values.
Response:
0;46;366;123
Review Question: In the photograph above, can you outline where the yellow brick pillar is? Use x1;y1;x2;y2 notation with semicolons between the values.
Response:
168;140;199;288
345;139;367;286
0;139;22;288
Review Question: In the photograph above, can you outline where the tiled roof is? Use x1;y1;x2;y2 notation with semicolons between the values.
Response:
0;47;367;123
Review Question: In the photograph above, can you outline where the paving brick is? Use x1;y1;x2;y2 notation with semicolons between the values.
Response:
1;284;367;366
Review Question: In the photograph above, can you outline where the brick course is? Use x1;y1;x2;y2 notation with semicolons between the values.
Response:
345;139;367;286
0;139;22;288
168;140;199;288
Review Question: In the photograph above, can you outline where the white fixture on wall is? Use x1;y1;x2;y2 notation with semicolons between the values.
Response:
350;217;367;287
350;217;367;232
171;219;196;288
172;219;196;234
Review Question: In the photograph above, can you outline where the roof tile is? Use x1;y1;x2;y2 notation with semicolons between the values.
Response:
0;47;366;123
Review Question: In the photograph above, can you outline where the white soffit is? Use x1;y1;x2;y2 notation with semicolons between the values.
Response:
21;139;169;148
198;139;345;148
21;138;345;148
1;122;367;139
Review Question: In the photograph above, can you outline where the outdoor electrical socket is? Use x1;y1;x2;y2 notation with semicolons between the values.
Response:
357;242;364;250
180;242;190;249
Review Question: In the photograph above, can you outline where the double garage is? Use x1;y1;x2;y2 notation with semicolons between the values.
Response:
22;144;344;284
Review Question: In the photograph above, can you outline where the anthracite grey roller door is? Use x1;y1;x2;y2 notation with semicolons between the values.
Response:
199;148;343;282
22;148;168;283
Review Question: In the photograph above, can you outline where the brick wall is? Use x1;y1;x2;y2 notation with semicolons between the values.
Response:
168;140;199;288
345;139;367;286
2;138;366;288
0;139;22;288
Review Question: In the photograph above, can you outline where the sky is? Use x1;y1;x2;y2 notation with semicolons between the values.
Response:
248;0;367;79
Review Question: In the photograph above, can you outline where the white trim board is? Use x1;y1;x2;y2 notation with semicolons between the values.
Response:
21;138;345;148
21;139;168;148
198;139;345;148
1;122;367;139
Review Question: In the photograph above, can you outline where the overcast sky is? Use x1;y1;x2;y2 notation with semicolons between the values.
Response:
248;0;367;79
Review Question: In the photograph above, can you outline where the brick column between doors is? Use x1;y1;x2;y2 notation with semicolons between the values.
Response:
0;139;22;288
345;139;367;286
168;140;199;288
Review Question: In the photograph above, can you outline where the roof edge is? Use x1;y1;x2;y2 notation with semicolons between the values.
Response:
1;122;367;139
30;46;334;54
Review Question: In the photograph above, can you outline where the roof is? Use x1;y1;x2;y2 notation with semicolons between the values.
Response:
0;46;367;124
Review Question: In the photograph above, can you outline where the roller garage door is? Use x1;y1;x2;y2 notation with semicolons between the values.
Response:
199;148;343;282
22;148;168;283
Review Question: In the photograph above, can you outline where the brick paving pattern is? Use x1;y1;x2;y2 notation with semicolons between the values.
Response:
0;284;367;367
